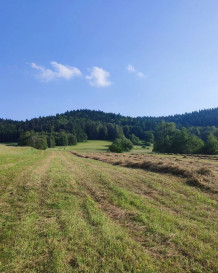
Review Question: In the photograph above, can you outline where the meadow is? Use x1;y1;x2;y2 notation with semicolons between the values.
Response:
0;142;217;273
48;140;153;154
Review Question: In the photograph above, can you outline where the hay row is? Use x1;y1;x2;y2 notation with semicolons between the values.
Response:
71;152;218;194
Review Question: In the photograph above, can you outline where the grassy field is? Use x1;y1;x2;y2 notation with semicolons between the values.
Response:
49;140;112;153
49;140;153;154
0;143;217;272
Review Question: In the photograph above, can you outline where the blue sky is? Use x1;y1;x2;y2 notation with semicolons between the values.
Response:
0;0;218;120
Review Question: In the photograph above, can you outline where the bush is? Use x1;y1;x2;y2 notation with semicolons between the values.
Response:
130;134;140;145
109;138;133;153
109;140;123;153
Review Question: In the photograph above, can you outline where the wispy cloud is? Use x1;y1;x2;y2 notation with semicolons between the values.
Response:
31;61;82;81
126;64;136;73
126;64;145;78
137;72;145;78
86;66;112;87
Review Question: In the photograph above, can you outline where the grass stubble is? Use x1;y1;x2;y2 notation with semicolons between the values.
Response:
0;144;217;272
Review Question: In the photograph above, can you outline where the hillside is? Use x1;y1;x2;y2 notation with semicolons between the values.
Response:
0;108;218;143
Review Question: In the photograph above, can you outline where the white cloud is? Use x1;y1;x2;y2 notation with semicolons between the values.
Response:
126;64;145;78
126;64;136;73
86;66;112;87
31;61;82;81
31;62;112;87
137;72;145;78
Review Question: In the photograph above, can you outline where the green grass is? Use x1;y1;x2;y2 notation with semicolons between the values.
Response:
48;140;153;154
2;140;153;154
0;144;217;272
132;144;153;153
48;140;112;153
0;142;18;146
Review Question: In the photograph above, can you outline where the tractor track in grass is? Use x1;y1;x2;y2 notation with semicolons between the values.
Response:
59;152;218;272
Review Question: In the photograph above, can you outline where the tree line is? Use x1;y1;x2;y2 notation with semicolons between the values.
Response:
18;131;78;150
0;108;217;154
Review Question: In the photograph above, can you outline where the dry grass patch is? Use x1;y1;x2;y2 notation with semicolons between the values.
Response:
71;152;218;194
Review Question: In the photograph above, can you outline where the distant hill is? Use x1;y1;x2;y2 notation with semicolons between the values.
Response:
0;107;217;143
159;108;218;127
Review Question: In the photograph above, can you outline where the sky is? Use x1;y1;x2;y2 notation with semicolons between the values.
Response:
0;0;218;120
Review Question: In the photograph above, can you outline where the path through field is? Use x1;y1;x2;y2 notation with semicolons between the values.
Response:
0;145;217;273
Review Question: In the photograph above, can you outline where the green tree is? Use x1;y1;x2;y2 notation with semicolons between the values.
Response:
47;134;56;148
77;132;88;142
130;134;140;145
184;135;204;154
56;132;68;146
68;134;77;145
32;135;48;150
170;128;190;153
18;131;32;146
19;131;48;150
203;133;218;154
153;122;176;152
144;131;154;143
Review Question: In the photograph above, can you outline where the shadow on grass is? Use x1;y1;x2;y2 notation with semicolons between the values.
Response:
1;142;18;146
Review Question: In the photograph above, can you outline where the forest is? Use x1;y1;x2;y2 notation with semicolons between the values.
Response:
0;108;218;154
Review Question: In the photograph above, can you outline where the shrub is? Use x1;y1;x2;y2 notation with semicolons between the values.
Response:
109;137;133;153
130;134;140;145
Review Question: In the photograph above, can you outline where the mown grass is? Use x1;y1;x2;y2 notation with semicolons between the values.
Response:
48;140;112;153
2;140;153;153
72;152;218;194
0;144;217;272
48;140;153;154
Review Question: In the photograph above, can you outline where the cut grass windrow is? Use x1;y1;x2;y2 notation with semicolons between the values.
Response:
61;152;218;272
71;152;218;194
0;145;217;273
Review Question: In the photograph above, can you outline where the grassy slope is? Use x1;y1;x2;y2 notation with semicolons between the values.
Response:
0;144;217;272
